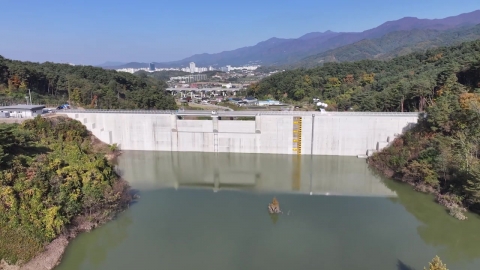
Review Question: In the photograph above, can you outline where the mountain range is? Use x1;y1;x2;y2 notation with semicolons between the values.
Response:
97;61;126;67
102;10;480;70
293;24;480;68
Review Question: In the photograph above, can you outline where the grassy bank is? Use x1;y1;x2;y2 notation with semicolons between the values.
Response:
0;116;131;265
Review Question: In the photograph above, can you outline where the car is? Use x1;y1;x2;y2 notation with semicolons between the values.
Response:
57;104;71;110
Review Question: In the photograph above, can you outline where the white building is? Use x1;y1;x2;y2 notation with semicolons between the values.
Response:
181;62;209;73
258;100;282;106
0;105;45;118
170;74;207;83
189;62;196;74
222;83;233;89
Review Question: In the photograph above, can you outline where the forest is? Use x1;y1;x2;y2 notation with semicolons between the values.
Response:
0;116;131;264
249;40;480;112
0;56;177;110
368;62;480;220
135;69;190;81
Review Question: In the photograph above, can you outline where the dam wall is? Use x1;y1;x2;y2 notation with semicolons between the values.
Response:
64;111;419;156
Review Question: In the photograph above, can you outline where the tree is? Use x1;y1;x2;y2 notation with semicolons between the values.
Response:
410;78;434;112
0;124;23;168
361;72;375;86
8;74;21;91
343;74;355;84
424;256;448;270
71;88;82;105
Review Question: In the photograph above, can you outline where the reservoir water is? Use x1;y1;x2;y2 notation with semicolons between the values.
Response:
55;151;480;270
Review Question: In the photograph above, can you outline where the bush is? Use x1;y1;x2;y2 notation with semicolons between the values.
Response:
0;117;130;263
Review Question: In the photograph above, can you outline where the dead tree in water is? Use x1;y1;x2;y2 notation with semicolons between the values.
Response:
268;197;281;214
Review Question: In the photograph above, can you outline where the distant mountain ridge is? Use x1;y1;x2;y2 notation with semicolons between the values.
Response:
104;10;480;69
294;24;480;68
97;61;126;67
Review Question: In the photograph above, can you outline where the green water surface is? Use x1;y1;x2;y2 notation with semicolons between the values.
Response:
55;152;480;270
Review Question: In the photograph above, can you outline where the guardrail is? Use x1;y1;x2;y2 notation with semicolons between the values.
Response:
58;109;178;114
57;109;421;117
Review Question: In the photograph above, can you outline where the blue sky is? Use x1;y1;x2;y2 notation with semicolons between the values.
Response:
0;0;479;65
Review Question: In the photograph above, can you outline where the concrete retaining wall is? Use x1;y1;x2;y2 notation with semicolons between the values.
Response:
64;112;418;156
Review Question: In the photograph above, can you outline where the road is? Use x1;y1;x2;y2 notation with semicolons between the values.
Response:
58;109;421;118
177;102;233;111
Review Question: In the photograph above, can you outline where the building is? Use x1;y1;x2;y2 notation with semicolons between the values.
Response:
258;100;282;106
0;105;45;118
179;62;210;73
219;65;260;72
222;83;233;89
149;63;155;71
243;96;258;105
169;74;207;83
189;62;196;73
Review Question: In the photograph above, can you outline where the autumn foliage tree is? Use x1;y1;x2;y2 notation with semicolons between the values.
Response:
8;74;21;90
424;256;448;270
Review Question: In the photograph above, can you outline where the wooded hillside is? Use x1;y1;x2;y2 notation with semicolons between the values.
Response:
369;63;480;219
249;40;480;112
0;117;131;264
0;56;177;110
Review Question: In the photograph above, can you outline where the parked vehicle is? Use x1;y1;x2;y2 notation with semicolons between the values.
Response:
57;104;71;110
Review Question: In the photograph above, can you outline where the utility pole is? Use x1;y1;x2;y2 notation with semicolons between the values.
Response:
28;89;32;105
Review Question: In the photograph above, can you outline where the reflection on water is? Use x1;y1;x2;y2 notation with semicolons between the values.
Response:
116;151;397;197
381;176;480;264
269;212;279;225
54;152;480;270
56;210;133;269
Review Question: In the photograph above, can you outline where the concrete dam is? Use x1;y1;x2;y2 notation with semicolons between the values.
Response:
64;110;419;157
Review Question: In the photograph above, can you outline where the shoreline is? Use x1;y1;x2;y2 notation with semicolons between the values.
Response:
1;179;131;270
367;158;468;220
0;147;130;270
20;211;122;270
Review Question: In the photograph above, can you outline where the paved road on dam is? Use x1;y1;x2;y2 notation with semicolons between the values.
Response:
62;109;421;118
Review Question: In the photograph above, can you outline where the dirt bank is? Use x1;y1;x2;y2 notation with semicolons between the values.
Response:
19;216;107;270
19;237;68;270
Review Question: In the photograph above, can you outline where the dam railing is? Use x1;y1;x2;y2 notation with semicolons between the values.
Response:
59;109;421;117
